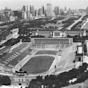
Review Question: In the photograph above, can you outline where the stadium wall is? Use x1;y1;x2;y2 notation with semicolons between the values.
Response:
31;38;73;50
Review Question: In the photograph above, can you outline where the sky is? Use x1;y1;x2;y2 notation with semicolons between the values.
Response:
0;0;88;10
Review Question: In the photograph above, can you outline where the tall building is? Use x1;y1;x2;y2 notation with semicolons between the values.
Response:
13;10;22;20
30;5;35;16
22;5;30;19
54;6;59;16
64;7;68;14
86;7;88;15
22;5;27;19
0;7;12;22
26;6;31;19
38;6;45;17
59;9;64;15
22;5;26;12
38;8;42;16
42;6;45;15
46;3;53;17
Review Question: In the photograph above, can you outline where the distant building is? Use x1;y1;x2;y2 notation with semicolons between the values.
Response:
85;40;88;54
54;6;59;16
23;11;27;19
13;10;22;20
0;8;12;22
53;31;67;38
86;7;88;15
46;3;53;17
38;8;42;17
73;9;86;16
22;5;27;19
22;5;26;12
38;7;45;18
59;9;65;15
22;5;30;19
42;6;45;16
30;5;35;16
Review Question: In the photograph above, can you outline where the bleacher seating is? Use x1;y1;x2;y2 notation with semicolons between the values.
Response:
31;38;73;49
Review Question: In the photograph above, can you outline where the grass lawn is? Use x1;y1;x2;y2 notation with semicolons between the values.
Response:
21;55;55;74
35;50;57;55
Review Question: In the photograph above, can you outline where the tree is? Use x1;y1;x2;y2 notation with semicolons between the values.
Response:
0;75;11;85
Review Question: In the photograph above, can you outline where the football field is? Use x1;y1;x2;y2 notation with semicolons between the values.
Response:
21;55;55;74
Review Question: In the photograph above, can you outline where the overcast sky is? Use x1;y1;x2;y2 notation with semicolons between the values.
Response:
0;0;88;10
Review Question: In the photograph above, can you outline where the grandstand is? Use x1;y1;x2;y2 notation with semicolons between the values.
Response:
31;38;73;50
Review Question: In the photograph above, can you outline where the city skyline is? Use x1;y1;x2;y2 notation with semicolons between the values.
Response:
0;0;88;10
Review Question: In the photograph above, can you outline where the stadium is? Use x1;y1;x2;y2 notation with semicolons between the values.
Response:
0;37;76;85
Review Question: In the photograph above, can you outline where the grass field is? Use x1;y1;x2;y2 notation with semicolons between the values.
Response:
21;55;55;74
35;50;57;55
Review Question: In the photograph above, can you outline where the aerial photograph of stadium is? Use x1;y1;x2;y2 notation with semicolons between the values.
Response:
0;0;88;88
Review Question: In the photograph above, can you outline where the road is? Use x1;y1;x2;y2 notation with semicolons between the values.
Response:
81;18;88;29
67;14;86;30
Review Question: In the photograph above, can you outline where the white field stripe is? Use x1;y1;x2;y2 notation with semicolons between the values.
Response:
13;55;31;71
0;72;13;76
48;56;61;74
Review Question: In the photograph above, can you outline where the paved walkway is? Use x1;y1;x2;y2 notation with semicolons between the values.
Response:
54;44;77;75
